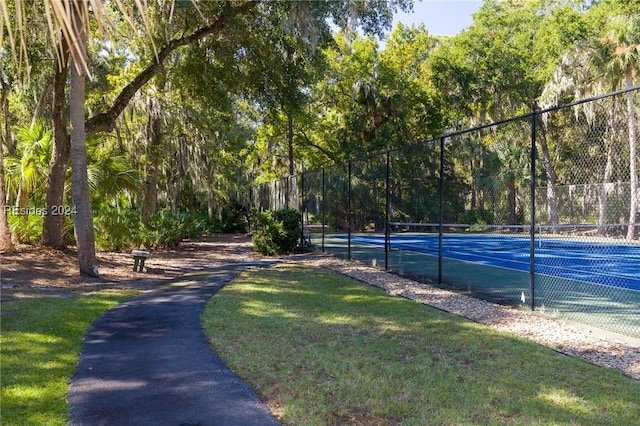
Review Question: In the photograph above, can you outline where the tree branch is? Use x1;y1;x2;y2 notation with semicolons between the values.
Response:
299;129;339;163
85;1;258;137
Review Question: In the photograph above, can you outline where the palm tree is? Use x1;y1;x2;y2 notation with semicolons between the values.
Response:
540;13;640;238
2;0;411;274
67;2;99;276
600;16;640;240
3;122;52;212
1;0;257;276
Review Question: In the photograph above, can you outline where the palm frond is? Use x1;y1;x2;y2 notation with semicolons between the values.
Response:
2;0;158;77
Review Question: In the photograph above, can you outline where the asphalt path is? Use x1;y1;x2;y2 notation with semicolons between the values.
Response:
68;262;281;426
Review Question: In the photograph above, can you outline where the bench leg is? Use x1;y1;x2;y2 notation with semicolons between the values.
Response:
133;257;146;272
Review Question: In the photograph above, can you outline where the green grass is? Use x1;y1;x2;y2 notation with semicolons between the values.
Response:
0;291;136;425
203;264;640;425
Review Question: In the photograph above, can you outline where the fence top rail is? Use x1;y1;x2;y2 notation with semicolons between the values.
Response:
263;85;640;183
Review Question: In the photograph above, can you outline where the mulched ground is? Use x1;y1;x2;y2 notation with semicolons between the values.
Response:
0;234;257;299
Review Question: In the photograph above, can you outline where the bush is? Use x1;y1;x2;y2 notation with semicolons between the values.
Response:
251;209;301;255
8;213;43;244
94;208;209;251
459;208;494;226
141;210;206;249
94;207;140;251
220;203;248;233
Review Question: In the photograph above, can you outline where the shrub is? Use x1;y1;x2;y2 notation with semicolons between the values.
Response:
94;207;140;251
141;211;186;249
459;208;494;226
140;210;212;249
7;213;43;244
251;209;301;255
220;202;248;233
94;208;207;251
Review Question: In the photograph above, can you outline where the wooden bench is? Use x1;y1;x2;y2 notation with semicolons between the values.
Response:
131;250;150;272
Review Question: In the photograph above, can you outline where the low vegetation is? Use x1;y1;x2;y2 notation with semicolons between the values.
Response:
0;291;136;425
203;264;640;425
250;208;302;255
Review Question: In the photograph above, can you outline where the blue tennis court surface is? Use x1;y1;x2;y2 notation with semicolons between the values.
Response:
345;233;640;292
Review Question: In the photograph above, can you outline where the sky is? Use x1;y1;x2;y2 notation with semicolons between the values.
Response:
391;0;483;36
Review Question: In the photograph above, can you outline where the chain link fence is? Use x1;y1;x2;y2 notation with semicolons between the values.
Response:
249;87;640;339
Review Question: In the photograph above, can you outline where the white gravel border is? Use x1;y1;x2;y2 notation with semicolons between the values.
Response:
303;255;640;380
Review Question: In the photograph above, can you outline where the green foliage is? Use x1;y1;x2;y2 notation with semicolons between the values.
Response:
220;202;248;233
460;209;495;227
3;121;52;204
94;207;141;252
5;0;640;253
7;213;43;244
141;210;205;249
93;207;226;251
251;208;301;255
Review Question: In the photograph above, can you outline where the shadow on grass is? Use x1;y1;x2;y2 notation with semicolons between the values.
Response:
0;292;134;426
204;264;640;425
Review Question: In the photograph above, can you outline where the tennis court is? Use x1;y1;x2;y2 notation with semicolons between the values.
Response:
318;226;640;338
345;231;640;292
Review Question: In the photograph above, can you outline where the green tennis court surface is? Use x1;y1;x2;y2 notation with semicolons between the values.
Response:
316;228;640;338
343;232;640;291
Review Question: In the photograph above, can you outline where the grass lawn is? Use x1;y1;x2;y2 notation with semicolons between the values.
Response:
203;264;640;425
0;290;136;426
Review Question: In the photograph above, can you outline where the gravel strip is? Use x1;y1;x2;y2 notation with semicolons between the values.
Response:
303;255;640;380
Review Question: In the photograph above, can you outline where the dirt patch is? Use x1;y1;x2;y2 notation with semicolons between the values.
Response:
0;234;257;298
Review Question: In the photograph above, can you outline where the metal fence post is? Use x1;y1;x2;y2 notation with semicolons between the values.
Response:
529;112;537;311
348;160;352;260
438;136;445;285
300;170;305;249
385;150;390;270
322;167;325;253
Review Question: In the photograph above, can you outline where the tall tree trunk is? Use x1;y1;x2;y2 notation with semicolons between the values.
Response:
0;72;14;250
537;126;559;227
70;4;98;277
508;178;517;226
287;111;294;176
141;97;162;223
626;73;638;240
42;38;70;248
598;104;619;236
32;78;54;126
1;78;15;155
0;137;14;252
141;73;165;223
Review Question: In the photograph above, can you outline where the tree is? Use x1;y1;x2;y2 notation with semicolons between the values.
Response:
42;38;70;247
67;1;98;276
2;0;413;274
2;0;258;275
427;0;596;227
3;122;52;215
141;72;165;223
0;134;12;251
541;4;640;238
0;51;13;250
599;15;640;239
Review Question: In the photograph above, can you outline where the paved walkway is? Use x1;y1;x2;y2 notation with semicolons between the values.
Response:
68;262;281;426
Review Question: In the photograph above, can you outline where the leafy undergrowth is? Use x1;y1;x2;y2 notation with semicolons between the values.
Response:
203;264;640;425
0;291;136;425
